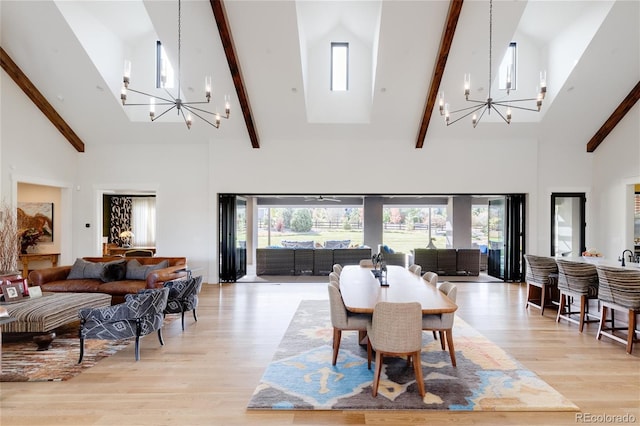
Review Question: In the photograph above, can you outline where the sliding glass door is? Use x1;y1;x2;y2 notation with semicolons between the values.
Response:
488;195;525;281
219;194;247;282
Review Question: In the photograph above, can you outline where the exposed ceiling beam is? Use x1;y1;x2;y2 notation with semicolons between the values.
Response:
415;0;464;149
0;46;85;153
586;81;640;152
210;0;260;149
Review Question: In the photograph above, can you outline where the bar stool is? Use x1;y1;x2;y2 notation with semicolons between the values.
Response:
595;265;640;354
524;254;559;315
555;259;600;332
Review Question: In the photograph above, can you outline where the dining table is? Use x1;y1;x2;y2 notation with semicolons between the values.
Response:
338;264;458;315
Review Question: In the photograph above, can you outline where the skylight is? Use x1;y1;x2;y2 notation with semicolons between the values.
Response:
156;41;174;89
331;42;349;91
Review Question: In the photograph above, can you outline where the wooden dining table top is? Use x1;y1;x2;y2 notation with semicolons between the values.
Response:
338;265;458;314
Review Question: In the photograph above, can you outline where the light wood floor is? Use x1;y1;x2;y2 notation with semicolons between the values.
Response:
1;278;638;425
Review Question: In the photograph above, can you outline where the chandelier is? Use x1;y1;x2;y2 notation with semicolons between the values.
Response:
439;0;546;127
120;0;229;129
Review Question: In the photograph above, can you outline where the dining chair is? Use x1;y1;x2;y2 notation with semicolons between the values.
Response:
523;254;559;315
366;301;425;397
408;264;422;276
595;265;640;354
555;259;600;332
327;283;371;365
359;259;374;267
332;264;343;276
329;271;340;287
422;271;438;287
422;281;457;366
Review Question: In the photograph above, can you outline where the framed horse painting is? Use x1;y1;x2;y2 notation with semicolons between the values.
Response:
17;202;54;242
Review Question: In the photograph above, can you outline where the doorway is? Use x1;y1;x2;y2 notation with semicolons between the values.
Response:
550;193;586;258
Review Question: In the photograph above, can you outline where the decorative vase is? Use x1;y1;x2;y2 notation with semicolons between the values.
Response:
20;243;29;254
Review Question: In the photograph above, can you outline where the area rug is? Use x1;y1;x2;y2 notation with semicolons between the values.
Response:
247;300;579;411
0;317;176;382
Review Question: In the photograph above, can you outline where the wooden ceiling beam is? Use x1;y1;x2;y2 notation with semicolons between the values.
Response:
210;0;260;149
415;0;464;149
0;46;85;153
586;81;640;152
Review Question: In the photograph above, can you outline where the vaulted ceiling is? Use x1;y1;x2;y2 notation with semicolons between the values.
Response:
1;0;638;152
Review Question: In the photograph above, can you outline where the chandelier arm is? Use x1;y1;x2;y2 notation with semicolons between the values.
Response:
126;88;175;104
494;98;539;103
162;87;177;102
490;105;510;124
447;102;490;115
182;104;228;119
492;102;540;112
472;105;491;127
151;105;178;122
179;107;191;128
447;104;488;126
182;105;220;128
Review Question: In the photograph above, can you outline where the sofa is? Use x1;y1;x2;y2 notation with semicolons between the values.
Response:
412;248;480;276
28;256;188;304
256;247;372;276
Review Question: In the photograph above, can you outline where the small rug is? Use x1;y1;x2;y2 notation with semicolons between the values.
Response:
247;300;579;411
1;318;170;382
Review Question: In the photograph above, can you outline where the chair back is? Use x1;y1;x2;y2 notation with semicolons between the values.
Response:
132;287;170;315
556;259;598;296
359;259;374;267
596;265;640;309
125;249;154;257
328;283;349;327
438;281;457;302
524;254;558;285
369;302;422;353
422;271;438;287
332;264;343;275
408;264;422;276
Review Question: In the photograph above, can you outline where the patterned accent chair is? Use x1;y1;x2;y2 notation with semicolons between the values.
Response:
523;254;559;315
78;287;169;362
555;259;600;332
595;266;640;354
163;275;203;331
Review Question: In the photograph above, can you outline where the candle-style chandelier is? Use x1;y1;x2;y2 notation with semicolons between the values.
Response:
120;0;229;129
439;0;546;127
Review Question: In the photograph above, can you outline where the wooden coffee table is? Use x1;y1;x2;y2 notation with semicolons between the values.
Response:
1;292;111;350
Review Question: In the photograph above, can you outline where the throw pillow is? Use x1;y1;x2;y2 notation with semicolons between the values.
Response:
100;259;127;282
67;258;105;280
125;259;169;280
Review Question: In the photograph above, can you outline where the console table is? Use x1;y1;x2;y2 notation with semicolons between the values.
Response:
18;253;59;281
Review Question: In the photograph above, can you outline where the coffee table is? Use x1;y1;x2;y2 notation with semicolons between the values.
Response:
1;292;111;350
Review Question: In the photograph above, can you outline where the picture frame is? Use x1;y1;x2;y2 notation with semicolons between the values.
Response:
17;202;54;242
2;283;23;302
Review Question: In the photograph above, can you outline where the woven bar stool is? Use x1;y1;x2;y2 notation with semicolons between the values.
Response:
595;265;640;354
523;254;559;315
555;259;600;332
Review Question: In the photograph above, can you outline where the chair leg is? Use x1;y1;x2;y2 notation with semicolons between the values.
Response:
432;331;438;340
579;295;587;333
412;351;425;397
556;293;566;323
135;336;141;361
445;330;457;367
78;337;85;364
332;328;342;366
627;309;636;354
157;328;164;346
372;351;383;397
540;283;547;315
439;331;446;350
181;310;186;331
597;306;608;341
192;309;198;322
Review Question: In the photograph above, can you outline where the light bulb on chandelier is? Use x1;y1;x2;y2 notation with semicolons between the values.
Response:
440;0;546;127
120;0;230;129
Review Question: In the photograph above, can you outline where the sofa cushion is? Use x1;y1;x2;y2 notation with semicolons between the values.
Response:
126;259;169;280
67;258;105;280
101;259;127;282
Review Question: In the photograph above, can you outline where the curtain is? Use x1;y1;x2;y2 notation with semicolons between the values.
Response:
131;197;156;247
110;197;132;245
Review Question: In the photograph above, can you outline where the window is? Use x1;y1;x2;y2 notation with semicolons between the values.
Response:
499;42;517;91
382;206;449;253
156;41;174;89
131;197;156;247
331;42;349;91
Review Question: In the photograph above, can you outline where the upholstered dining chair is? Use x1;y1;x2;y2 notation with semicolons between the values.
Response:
327;282;371;365
329;271;340;287
422;281;457;366
555;259;600;332
78;287;169;362
332;264;343;276
163;275;203;331
523;254;559;315
408;264;422;276
595;265;640;354
422;271;438;287
366;302;425;397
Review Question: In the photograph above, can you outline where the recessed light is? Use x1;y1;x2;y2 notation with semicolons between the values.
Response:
56;95;64;102
291;87;297;93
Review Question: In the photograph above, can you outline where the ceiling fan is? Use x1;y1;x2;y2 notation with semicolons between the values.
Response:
304;195;341;202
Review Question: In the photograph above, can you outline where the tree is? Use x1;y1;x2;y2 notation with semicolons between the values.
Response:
290;209;313;232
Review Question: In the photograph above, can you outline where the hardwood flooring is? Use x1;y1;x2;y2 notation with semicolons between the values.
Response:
1;278;638;425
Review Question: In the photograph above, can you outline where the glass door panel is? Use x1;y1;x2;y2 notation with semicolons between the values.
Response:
551;193;585;258
488;198;505;279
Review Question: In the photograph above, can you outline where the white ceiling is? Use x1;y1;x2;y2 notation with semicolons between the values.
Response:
1;0;638;150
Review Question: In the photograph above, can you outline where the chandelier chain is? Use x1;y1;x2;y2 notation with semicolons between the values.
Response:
177;0;182;97
488;0;492;97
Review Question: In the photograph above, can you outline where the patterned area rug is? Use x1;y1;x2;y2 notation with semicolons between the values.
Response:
2;319;144;382
247;300;580;411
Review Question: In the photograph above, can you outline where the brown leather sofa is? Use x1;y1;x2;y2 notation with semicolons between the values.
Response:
28;256;188;304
